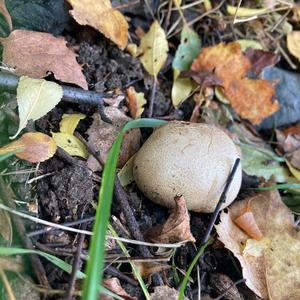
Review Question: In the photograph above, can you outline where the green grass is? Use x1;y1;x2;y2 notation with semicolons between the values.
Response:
82;118;167;300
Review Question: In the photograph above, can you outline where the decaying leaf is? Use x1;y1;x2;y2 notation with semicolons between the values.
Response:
102;277;137;300
190;42;279;124
67;0;128;49
0;30;88;89
150;286;188;300
134;261;171;279
12;76;63;139
0;0;12;32
216;189;300;299
287;31;300;61
87;107;141;172
126;86;147;119
0;132;57;163
52;113;88;159
172;76;195;107
145;195;195;243
139;21;168;78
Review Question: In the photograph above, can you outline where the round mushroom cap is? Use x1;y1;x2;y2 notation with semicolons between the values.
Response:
133;122;242;213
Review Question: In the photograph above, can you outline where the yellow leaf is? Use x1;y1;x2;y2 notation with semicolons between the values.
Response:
60;113;86;135
0;132;57;163
127;43;142;58
126;87;147;119
52;132;88;159
118;155;135;187
237;39;263;51
11;76;63;139
286;160;300;181
139;21;168;78
172;75;195;107
287;31;300;61
67;0;128;49
243;238;270;257
227;5;268;17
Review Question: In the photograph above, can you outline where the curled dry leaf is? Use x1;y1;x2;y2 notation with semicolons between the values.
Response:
102;277;137;300
67;0;128;49
145;195;195;243
139;21;168;78
191;42;279;124
216;189;300;299
0;30;87;89
87;107;141;172
0;132;57;163
126;86;147;119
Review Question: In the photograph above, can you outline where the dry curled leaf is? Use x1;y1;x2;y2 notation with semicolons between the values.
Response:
0;132;57;163
67;0;128;49
216;189;300;299
0;30;87;89
190;42;279;124
102;277;137;300
145;195;195;243
126;86;147;119
11;76;63;139
87;107;141;172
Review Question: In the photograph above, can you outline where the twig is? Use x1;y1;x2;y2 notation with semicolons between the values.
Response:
147;77;157;118
104;265;138;286
0;269;16;300
214;278;246;300
66;223;87;300
0;72;110;118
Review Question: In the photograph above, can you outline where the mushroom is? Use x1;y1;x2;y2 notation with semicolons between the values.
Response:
133;122;242;213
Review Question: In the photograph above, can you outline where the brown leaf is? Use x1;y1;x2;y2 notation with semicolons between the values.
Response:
191;42;279;124
181;70;223;88
245;48;280;76
126;86;147;119
101;278;138;300
134;261;171;278
87;107;141;172
145;195;196;243
216;189;300;299
0;30;88;89
67;0;128;49
0;132;57;163
225;79;279;124
150;286;188;300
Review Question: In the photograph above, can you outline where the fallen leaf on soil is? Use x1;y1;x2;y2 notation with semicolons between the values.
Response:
126;86;147;119
225;79;279;124
172;25;201;71
181;69;223;88
87;107;141;172
215;189;300;299
52;113;88;159
234;200;263;240
0;30;88;89
237;39;262;51
102;277;137;300
118;155;135;187
287;31;300;61
172;75;195;107
67;0;128;49
0;132;57;163
11;76;63;139
0;0;12;32
134;261;171;279
191;42;279;124
245;48;280;76
150;286;188;300
145;195;195;243
139;21;168;78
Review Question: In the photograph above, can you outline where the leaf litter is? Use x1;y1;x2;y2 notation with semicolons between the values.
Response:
3;1;300;300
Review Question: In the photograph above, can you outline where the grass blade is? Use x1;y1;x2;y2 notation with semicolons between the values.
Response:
82;119;167;300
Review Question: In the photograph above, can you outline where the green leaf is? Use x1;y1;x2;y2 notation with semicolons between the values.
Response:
82;118;167;300
11;76;63;139
172;25;201;71
139;21;168;77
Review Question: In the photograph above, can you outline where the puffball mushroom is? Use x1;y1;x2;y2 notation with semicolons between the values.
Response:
133;122;242;213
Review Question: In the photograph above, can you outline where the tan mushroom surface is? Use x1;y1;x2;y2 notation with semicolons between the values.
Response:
133;122;242;213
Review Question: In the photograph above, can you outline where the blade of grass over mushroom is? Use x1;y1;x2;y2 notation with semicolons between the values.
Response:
82;118;167;300
0;151;16;162
0;247;123;299
254;183;300;190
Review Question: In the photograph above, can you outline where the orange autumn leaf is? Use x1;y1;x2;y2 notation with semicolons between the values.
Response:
234;200;263;240
67;0;128;49
126;86;147;119
0;30;88;90
0;132;57;163
225;79;279;124
190;42;279;124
